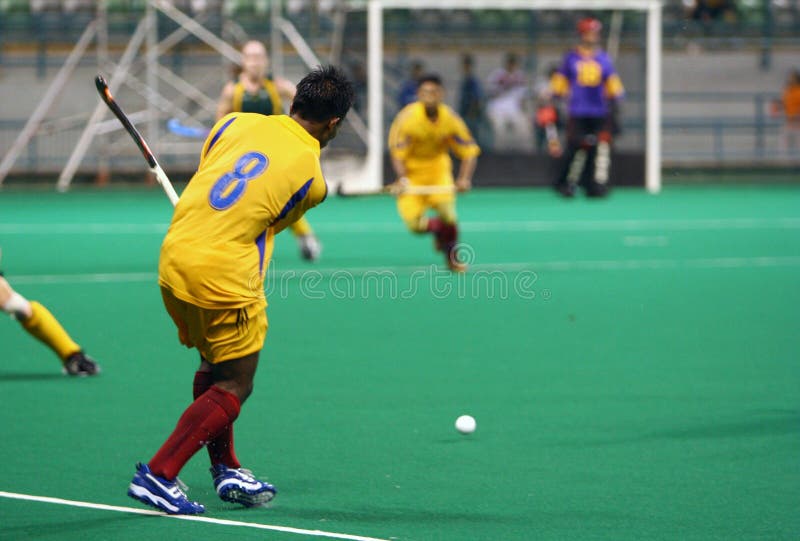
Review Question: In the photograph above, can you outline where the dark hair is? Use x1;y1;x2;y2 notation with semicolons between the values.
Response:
417;73;443;87
291;65;355;122
462;54;474;67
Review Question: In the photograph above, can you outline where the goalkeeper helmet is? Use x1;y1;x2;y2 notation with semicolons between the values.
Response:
577;17;602;36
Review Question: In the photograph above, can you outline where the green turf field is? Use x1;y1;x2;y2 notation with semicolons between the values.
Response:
1;185;798;541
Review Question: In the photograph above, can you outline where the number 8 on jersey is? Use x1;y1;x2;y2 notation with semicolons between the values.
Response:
209;152;269;211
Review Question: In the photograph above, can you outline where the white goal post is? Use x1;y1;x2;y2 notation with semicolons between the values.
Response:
361;0;662;193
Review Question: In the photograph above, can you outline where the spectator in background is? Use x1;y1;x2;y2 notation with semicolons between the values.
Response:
486;52;530;151
691;0;737;23
458;54;489;148
397;60;424;110
777;69;800;155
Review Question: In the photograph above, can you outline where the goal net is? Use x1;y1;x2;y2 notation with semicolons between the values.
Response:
333;0;662;194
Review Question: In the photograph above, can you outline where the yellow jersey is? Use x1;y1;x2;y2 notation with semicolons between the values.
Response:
231;78;283;116
388;102;480;185
159;113;327;309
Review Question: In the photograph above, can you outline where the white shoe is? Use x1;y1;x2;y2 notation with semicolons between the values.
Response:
297;234;322;261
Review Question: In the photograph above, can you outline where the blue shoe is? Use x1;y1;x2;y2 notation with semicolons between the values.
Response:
128;463;205;515
211;464;276;507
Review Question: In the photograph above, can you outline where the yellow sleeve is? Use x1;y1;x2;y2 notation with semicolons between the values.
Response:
447;112;481;160
231;82;244;113
388;109;411;161
289;216;313;236
605;74;625;99
271;152;327;235
550;72;570;98
264;79;284;114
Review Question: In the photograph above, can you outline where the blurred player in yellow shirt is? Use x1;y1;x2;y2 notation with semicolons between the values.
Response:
0;250;100;376
128;66;354;515
388;73;480;272
217;40;322;261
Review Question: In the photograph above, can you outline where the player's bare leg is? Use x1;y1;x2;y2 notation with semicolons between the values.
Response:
0;275;100;376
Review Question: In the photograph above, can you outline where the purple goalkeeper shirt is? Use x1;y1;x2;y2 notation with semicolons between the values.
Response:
554;48;624;118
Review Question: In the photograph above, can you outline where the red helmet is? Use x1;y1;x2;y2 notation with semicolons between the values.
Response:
577;17;602;35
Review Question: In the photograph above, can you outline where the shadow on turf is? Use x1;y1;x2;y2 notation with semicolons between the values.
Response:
0;371;67;381
0;513;144;538
551;410;800;447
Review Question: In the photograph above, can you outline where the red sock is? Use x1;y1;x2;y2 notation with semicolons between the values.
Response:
440;222;458;254
149;386;241;480
426;217;443;234
193;371;241;469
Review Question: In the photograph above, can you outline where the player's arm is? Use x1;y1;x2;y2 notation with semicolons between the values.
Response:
546;62;571;157
216;81;236;121
275;76;297;102
536;103;562;157
454;156;477;192
602;61;625;139
387;112;411;192
271;153;327;235
448;112;480;191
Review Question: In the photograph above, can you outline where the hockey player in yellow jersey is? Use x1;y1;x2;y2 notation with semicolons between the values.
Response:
388;73;480;272
217;40;322;261
128;66;354;515
0;249;100;376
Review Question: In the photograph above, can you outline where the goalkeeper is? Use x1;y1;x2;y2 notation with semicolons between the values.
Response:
548;17;624;197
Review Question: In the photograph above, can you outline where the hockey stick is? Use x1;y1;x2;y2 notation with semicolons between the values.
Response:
336;182;457;198
94;75;180;207
167;117;210;140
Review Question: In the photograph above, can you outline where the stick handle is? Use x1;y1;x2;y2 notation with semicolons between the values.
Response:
396;185;456;195
152;164;180;207
95;75;179;207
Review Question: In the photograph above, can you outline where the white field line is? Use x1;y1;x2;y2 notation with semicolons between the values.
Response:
6;256;800;286
0;491;391;541
1;217;799;235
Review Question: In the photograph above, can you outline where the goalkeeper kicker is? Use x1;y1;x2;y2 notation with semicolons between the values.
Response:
547;17;624;198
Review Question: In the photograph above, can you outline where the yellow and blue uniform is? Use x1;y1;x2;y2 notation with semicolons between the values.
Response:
229;78;313;238
159;112;327;362
388;102;480;229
